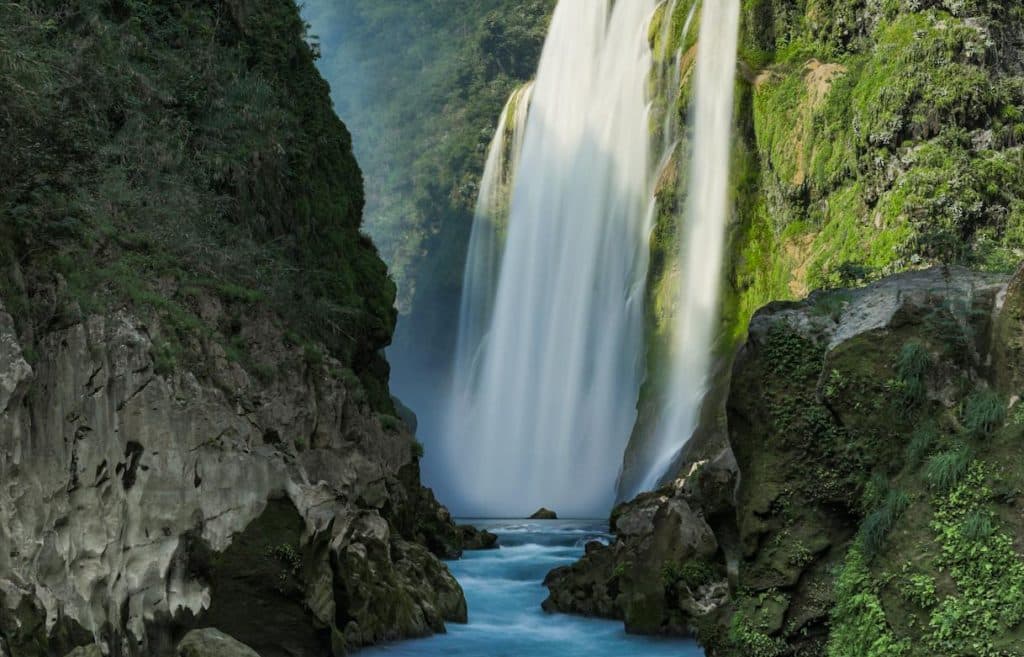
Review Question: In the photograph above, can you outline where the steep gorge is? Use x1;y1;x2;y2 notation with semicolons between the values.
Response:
3;0;1024;656
0;1;475;655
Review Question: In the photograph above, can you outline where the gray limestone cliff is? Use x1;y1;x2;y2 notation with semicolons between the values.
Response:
0;298;466;657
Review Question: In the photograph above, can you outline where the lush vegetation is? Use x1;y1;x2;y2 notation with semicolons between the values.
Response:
705;275;1024;656
303;0;554;313
728;0;1024;332
0;0;396;405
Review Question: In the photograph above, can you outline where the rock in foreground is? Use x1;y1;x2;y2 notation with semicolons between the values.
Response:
0;302;466;657
178;629;261;657
546;266;1024;655
459;525;500;550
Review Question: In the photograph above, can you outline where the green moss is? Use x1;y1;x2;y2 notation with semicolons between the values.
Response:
734;1;1024;318
662;559;719;590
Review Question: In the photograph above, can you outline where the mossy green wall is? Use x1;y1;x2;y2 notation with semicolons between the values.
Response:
730;0;1024;322
639;0;1024;413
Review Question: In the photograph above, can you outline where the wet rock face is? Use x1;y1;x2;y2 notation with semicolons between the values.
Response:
0;302;466;657
543;450;737;636
545;266;1019;653
458;525;499;550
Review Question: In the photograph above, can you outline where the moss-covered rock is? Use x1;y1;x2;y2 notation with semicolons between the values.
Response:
549;266;1024;656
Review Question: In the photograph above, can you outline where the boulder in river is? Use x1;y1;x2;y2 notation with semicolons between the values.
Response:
459;525;500;550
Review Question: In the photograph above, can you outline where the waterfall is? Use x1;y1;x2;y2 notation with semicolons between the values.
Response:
445;0;657;518
633;0;741;494
453;82;534;392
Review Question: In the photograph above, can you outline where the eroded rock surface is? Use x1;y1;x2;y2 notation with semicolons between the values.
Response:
0;302;466;657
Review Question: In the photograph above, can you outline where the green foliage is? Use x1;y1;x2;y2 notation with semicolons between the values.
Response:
265;542;302;590
905;422;939;466
859;488;911;560
728;612;787;657
898;569;937;609
411;440;425;460
303;0;554;310
379;414;403;433
961;509;995;542
812;291;851;321
925;464;1024;655
266;544;302;575
303;344;324;368
662;559;718;590
827;547;910;657
151;342;178;378
894;340;932;406
764;324;823;380
738;0;1024;311
962;389;1007;439
924;444;973;492
1;0;397;403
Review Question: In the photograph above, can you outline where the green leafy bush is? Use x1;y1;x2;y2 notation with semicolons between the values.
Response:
729;612;787;657
925;465;1024;654
827;547;910;657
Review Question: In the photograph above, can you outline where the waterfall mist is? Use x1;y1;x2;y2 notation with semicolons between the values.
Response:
632;0;741;495
445;0;657;518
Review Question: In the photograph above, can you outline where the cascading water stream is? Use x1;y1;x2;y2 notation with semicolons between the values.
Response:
452;82;534;393
633;0;741;494
445;0;657;518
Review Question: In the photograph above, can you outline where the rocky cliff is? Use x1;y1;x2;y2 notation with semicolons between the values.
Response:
0;300;465;657
620;0;1024;495
0;1;473;655
547;265;1024;656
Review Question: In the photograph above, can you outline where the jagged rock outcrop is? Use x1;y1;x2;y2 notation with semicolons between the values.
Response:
0;299;466;657
177;629;260;657
543;448;736;636
547;266;1024;655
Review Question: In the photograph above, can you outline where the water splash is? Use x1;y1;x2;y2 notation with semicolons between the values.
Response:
445;0;657;518
633;0;741;494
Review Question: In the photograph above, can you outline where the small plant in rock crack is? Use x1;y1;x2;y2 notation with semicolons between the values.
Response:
267;543;302;580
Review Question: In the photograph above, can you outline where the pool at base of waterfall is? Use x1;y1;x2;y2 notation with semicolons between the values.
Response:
360;520;705;657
